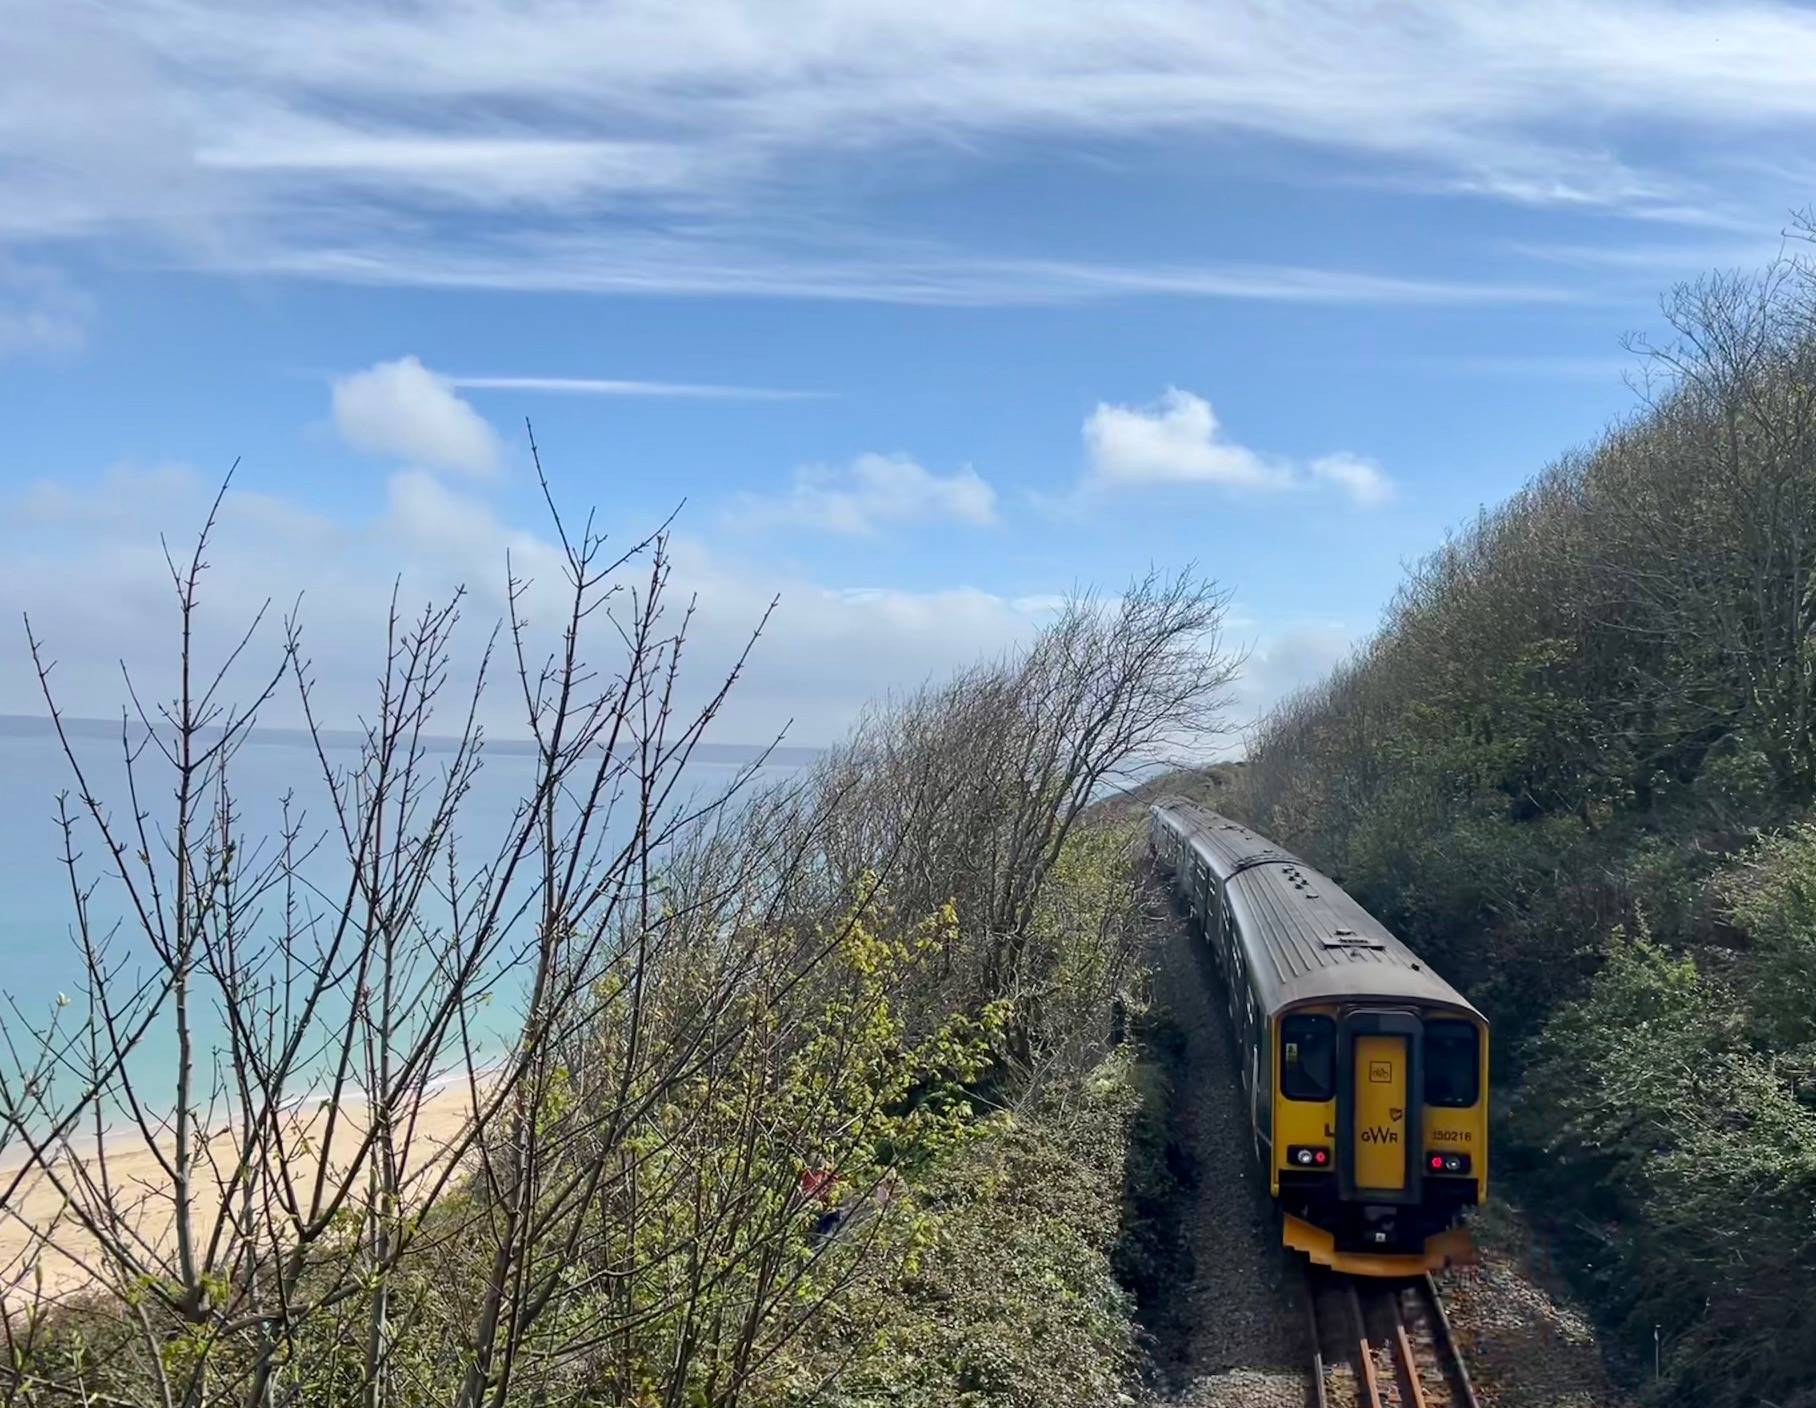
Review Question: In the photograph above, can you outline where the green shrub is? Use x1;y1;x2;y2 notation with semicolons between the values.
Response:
1516;931;1816;1407
775;1052;1142;1408
1719;822;1816;1047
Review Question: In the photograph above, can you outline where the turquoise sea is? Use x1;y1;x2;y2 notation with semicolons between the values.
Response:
0;716;815;1097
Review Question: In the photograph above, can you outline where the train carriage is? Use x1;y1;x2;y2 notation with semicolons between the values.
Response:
1148;798;1488;1276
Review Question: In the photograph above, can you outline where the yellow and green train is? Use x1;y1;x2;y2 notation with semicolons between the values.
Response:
1148;798;1488;1276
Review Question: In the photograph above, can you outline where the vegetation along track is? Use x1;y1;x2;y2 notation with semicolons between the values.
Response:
1304;1270;1480;1408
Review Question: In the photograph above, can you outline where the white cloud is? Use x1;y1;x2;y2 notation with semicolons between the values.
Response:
0;257;91;358
21;463;200;525
331;356;503;477
386;468;531;557
1234;620;1359;726
5;463;1377;753
733;454;998;536
10;1;1816;304
192;126;740;205
0;6;222;244
446;374;824;401
1081;388;1393;506
1504;238;1768;272
1;465;1049;745
239;236;1568;307
91;1;1816;218
1084;388;1286;492
1309;453;1394;508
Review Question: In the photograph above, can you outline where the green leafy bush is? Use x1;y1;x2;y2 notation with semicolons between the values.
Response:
1720;823;1816;1047
1517;934;1816;1408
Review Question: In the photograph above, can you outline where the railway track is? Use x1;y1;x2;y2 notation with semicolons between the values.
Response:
1304;1269;1481;1408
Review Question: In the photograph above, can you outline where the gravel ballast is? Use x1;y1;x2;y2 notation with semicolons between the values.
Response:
1138;893;1303;1408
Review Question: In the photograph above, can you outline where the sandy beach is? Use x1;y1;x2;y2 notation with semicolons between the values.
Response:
0;1080;487;1304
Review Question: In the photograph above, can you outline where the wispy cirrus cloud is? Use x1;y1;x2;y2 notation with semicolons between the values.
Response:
100;0;1816;214
242;233;1570;306
446;375;827;401
1503;238;1780;272
13;0;1816;307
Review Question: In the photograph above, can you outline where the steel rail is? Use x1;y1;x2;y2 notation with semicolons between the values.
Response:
1347;1280;1384;1408
1388;1287;1431;1408
1307;1269;1479;1408
1304;1271;1330;1408
1417;1274;1483;1408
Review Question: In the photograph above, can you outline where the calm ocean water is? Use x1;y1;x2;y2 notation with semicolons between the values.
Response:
0;719;814;1092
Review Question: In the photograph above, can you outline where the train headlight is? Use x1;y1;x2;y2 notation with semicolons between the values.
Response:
1426;1150;1472;1175
1287;1144;1331;1169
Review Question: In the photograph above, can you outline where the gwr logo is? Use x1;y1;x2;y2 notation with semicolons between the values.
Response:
1360;1126;1400;1145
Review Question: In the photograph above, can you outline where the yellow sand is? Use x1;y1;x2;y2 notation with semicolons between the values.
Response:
0;1082;486;1305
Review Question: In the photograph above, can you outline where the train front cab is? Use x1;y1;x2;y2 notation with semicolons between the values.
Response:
1270;1002;1488;1276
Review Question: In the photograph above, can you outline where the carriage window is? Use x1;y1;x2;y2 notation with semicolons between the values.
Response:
1279;1014;1335;1101
1425;1020;1480;1107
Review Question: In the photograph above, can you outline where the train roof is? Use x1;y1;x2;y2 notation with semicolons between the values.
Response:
1161;803;1295;875
1151;798;1482;1020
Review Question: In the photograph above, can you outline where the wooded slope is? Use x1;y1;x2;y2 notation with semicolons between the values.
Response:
1228;235;1816;1408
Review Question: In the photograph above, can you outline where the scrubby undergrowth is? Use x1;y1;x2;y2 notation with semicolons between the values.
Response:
786;1051;1146;1408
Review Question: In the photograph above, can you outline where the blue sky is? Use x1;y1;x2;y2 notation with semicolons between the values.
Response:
3;0;1815;745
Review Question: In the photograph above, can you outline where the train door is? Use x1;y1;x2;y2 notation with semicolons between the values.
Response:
1352;1034;1406;1191
1336;1010;1422;1203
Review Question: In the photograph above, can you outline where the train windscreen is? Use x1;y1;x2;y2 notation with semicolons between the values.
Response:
1424;1019;1480;1106
1280;1013;1335;1100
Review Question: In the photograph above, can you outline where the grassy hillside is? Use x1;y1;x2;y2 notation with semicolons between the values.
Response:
1222;238;1816;1408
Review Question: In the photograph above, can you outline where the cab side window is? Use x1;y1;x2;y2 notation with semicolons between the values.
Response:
1279;1013;1335;1101
1424;1019;1480;1107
